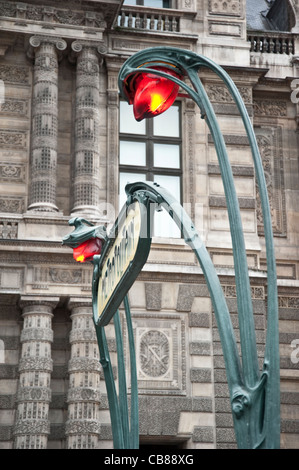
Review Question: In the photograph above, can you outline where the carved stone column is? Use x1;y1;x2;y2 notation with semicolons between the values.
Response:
27;36;67;212
65;300;101;449
13;297;59;449
71;41;103;219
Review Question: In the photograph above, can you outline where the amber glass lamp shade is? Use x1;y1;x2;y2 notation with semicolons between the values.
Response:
125;66;181;121
73;237;103;263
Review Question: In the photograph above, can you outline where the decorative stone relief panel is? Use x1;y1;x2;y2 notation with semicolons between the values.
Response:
0;98;29;117
0;1;107;28
0;64;30;85
0;163;26;182
127;314;186;394
0;130;27;149
0;196;24;213
31;266;92;291
253;99;287;118
208;0;242;16
206;83;252;104
255;127;287;236
182;0;196;9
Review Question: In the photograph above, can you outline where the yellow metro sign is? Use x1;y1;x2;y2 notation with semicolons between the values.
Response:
92;197;152;326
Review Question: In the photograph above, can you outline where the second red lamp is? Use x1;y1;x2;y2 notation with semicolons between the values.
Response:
72;237;103;263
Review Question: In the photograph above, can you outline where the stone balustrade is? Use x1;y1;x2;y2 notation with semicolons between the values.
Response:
117;6;181;33
248;32;295;55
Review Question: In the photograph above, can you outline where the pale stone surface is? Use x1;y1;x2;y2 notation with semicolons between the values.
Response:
0;0;298;451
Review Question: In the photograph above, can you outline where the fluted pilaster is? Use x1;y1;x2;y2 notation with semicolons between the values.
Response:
106;57;121;211
13;297;59;449
66;300;101;449
27;36;66;213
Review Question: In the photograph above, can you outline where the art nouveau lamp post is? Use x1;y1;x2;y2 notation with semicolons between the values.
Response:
63;47;280;450
117;47;280;450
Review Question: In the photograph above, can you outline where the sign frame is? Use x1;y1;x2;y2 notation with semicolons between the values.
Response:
92;193;153;327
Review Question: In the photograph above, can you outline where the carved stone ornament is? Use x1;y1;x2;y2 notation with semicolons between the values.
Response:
27;35;67;60
253;99;287;117
18;357;53;372
67;387;101;403
71;39;107;57
255;127;287;236
69;328;96;343
0;197;24;213
139;330;170;378
13;419;50;435
0;2;110;28
0;64;29;84
68;357;101;373
17;386;52;402
208;0;241;16
65;420;101;435
20;327;53;342
49;269;82;284
206;84;252;104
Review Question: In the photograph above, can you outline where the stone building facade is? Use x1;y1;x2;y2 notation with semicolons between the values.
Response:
0;0;298;449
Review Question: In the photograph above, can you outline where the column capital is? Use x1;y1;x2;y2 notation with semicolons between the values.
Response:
27;35;67;60
68;297;92;315
19;295;60;313
69;39;107;63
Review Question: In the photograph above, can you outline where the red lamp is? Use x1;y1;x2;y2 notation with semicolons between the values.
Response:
124;66;182;121
72;237;103;263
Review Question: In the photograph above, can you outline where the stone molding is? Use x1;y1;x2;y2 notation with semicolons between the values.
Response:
255;127;287;237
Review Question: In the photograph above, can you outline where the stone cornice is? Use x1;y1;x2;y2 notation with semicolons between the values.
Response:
0;0;121;41
0;0;120;28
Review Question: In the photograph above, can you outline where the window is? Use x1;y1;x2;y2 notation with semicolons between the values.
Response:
123;0;171;7
119;101;182;238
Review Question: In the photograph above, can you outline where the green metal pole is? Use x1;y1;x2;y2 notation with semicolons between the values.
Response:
119;47;280;449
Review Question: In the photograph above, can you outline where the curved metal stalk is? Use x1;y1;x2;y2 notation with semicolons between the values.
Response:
92;256;139;449
124;295;139;449
94;322;125;449
113;310;130;448
119;47;280;449
196;58;280;448
126;181;244;403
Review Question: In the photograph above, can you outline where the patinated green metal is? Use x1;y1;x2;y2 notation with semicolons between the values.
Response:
62;216;140;448
92;297;139;449
62;217;107;248
118;47;280;449
62;46;279;450
92;192;153;327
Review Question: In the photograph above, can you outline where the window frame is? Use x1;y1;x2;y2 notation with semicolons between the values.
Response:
119;101;182;195
119;100;183;238
123;0;173;8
